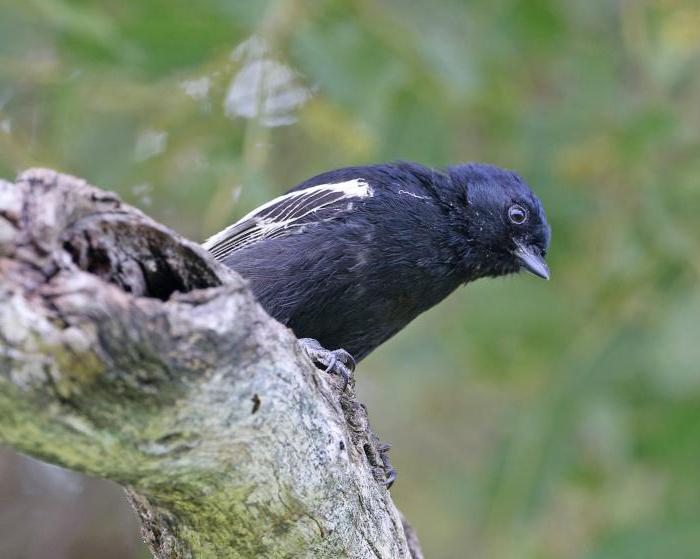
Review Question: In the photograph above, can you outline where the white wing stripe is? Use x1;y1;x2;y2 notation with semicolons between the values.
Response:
202;179;372;255
237;179;370;225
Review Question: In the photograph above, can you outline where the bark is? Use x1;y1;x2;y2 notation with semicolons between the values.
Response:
0;169;423;559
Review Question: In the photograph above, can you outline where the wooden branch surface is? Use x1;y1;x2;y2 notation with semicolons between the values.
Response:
0;169;423;559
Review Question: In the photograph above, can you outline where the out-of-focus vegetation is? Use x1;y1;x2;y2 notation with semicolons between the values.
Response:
1;1;700;558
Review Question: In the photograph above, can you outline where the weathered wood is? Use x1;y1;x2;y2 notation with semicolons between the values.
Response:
0;169;423;559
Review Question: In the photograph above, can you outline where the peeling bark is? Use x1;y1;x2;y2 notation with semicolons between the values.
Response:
0;169;423;559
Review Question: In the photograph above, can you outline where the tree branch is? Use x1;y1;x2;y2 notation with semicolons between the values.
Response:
0;169;423;559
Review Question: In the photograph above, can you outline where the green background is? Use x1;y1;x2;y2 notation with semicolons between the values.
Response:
1;1;700;558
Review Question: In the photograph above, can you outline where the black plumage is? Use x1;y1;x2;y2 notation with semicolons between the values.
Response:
204;161;551;363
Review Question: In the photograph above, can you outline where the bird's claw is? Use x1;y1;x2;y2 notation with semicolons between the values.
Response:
299;338;355;390
377;443;396;488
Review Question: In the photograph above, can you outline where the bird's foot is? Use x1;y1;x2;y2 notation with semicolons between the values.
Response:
365;433;397;488
298;338;356;390
377;442;397;489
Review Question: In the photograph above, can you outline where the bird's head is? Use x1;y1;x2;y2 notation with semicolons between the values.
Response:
449;163;551;280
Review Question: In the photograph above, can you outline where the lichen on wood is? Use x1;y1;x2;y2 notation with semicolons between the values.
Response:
0;169;423;559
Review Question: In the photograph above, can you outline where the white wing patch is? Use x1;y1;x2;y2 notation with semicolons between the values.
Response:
203;179;372;260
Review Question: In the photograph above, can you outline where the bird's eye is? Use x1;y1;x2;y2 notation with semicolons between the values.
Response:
508;204;528;225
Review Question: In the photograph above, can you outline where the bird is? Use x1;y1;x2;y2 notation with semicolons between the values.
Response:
203;161;551;386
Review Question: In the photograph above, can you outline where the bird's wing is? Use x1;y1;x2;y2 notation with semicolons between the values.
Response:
202;178;373;261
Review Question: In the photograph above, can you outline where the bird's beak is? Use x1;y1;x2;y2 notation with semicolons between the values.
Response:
514;244;550;280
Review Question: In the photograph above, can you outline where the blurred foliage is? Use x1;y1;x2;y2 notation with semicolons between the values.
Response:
1;1;700;558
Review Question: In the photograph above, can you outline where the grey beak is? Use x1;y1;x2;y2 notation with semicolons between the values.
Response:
514;244;550;280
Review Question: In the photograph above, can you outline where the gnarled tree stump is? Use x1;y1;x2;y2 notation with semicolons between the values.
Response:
0;169;423;559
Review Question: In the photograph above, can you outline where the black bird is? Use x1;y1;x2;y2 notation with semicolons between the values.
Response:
203;161;551;384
